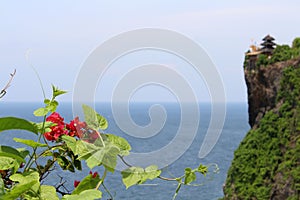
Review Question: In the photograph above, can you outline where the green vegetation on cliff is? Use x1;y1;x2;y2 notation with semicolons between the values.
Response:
223;66;300;199
244;37;300;69
267;38;300;65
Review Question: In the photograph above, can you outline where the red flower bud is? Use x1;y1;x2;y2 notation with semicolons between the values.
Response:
92;172;98;178
74;180;80;188
89;171;98;178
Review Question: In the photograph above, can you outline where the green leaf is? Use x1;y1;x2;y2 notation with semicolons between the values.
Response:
35;121;54;133
63;189;102;200
72;174;100;195
0;146;25;164
82;104;98;129
17;148;30;159
13;138;47;148
44;99;51;104
74;140;98;157
52;85;67;99
82;104;108;130
0;117;38;134
61;135;77;152
74;158;82;171
101;144;120;172
96;114;108;130
85;143;119;171
10;171;40;193
1;180;37;200
197;164;208;175
184;168;196;185
65;138;119;172
121;167;145;189
105;134;131;156
33;107;49;117
61;136;95;172
0;156;17;170
2;171;41;199
47;100;59;112
121;165;161;189
143;165;161;181
0;178;4;196
57;155;75;172
40;185;59;200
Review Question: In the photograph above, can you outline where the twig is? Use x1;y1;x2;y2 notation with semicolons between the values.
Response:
118;155;132;167
0;69;16;98
56;175;71;195
158;175;178;182
102;183;114;200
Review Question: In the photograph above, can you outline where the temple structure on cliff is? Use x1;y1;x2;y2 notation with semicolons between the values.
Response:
245;44;261;70
245;34;276;70
260;35;276;56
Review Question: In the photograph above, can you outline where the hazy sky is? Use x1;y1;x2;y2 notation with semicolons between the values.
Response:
1;1;300;102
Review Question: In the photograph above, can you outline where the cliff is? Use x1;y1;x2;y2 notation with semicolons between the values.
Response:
246;58;300;128
222;57;300;199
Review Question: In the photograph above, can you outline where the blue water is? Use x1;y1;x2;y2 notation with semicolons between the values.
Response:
0;102;249;200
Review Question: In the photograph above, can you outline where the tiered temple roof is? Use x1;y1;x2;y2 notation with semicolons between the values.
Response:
245;34;276;70
260;34;276;55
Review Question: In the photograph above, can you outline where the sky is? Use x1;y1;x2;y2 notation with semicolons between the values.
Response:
1;1;300;103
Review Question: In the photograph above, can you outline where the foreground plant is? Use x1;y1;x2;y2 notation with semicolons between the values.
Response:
0;85;217;200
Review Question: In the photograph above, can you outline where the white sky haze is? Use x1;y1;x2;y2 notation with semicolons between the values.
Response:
1;1;300;102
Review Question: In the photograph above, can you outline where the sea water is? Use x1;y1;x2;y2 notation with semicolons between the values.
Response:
0;102;249;200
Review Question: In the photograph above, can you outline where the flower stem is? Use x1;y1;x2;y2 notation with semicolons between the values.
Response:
95;169;107;190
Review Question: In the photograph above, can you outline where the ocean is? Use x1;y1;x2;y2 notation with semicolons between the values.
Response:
0;102;249;200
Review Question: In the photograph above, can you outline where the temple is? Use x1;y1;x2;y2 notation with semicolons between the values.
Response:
245;34;276;70
260;35;276;56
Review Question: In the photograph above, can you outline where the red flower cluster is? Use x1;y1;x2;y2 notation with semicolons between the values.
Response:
66;117;87;138
73;171;99;188
89;170;99;178
44;112;86;141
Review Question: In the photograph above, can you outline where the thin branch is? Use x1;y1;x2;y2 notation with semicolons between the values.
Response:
102;183;114;200
118;155;132;167
55;175;71;196
158;175;178;182
0;90;6;98
0;69;16;98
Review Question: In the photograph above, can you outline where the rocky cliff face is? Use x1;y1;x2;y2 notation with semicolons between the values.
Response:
246;58;300;128
222;57;300;200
